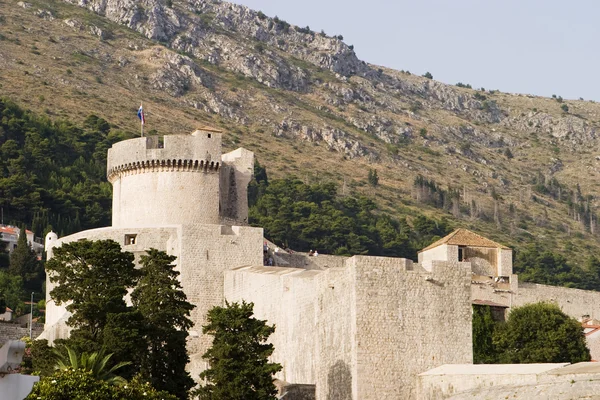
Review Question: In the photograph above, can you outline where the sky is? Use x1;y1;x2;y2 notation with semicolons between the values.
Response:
233;0;600;101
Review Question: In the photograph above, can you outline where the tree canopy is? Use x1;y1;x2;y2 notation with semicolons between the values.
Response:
491;303;590;364
249;174;450;259
46;239;138;341
131;249;195;398
0;98;131;237
44;240;193;398
196;301;282;400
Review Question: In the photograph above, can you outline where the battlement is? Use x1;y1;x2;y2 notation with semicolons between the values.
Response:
107;129;222;182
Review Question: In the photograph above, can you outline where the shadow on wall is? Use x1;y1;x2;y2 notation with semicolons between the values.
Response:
327;360;352;400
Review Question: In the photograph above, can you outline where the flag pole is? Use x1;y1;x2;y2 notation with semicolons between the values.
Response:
141;102;144;137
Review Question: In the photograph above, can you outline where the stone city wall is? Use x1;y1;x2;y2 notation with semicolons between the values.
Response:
515;282;600;320
351;257;473;400
183;224;264;378
416;363;568;400
225;266;321;385
0;322;44;346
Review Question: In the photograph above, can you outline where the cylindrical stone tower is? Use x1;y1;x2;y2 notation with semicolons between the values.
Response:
107;129;222;227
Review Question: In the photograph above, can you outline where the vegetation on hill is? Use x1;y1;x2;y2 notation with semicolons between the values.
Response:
0;97;130;237
473;303;590;364
249;163;451;259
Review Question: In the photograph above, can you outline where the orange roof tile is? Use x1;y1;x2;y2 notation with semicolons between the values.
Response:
419;228;510;253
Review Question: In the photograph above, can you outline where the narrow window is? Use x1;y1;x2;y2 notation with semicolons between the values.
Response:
208;133;212;138
125;234;137;245
458;247;464;262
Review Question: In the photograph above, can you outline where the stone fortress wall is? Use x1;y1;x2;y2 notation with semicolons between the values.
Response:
225;257;473;399
40;129;600;399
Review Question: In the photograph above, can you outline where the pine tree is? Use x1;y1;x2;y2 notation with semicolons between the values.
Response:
9;226;41;291
131;249;195;399
368;168;379;186
46;239;139;341
196;301;282;400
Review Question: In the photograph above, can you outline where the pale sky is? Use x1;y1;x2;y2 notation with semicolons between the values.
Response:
233;0;600;101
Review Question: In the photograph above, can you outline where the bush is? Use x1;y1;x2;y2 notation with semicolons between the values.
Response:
26;370;177;400
422;72;433;79
561;104;569;113
493;303;590;364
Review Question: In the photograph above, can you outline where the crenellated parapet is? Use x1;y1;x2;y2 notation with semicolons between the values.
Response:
107;158;220;183
108;128;225;227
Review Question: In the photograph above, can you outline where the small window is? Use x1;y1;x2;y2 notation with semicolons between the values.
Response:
208;133;212;138
125;234;137;245
458;247;464;262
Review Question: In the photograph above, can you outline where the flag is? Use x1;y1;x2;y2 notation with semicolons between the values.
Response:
137;105;145;125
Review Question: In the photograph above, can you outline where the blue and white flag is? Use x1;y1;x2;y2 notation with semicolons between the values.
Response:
137;104;145;125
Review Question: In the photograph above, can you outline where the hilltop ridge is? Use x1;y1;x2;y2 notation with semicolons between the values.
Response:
2;0;600;264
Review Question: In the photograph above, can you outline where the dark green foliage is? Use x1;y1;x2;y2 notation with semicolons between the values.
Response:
456;82;472;89
249;173;450;258
367;168;379;186
472;305;499;363
0;270;22;312
26;369;177;400
493;303;590;363
504;148;513;159
195;301;282;400
561;104;569;112
131;249;195;399
272;16;290;33
46;240;139;341
9;227;42;291
422;71;433;79
21;339;57;377
514;245;600;290
0;98;131;237
47;242;195;397
256;11;266;20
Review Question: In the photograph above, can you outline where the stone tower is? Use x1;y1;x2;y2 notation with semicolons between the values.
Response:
41;129;264;377
108;129;223;227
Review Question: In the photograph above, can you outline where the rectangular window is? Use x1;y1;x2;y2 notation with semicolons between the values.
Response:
124;234;137;245
458;247;464;262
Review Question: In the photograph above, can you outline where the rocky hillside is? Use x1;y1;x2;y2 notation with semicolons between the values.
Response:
2;0;600;262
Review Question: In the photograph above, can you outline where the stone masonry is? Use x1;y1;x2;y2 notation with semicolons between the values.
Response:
40;131;600;399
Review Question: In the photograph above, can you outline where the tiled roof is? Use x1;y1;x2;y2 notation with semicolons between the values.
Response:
473;299;509;308
419;228;510;253
194;126;223;133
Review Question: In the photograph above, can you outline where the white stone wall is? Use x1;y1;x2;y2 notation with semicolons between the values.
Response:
416;363;568;400
181;224;264;378
515;282;600;320
498;248;512;276
585;330;600;361
419;244;449;271
225;256;472;400
220;148;254;224
351;258;472;399
224;266;322;385
112;170;220;227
